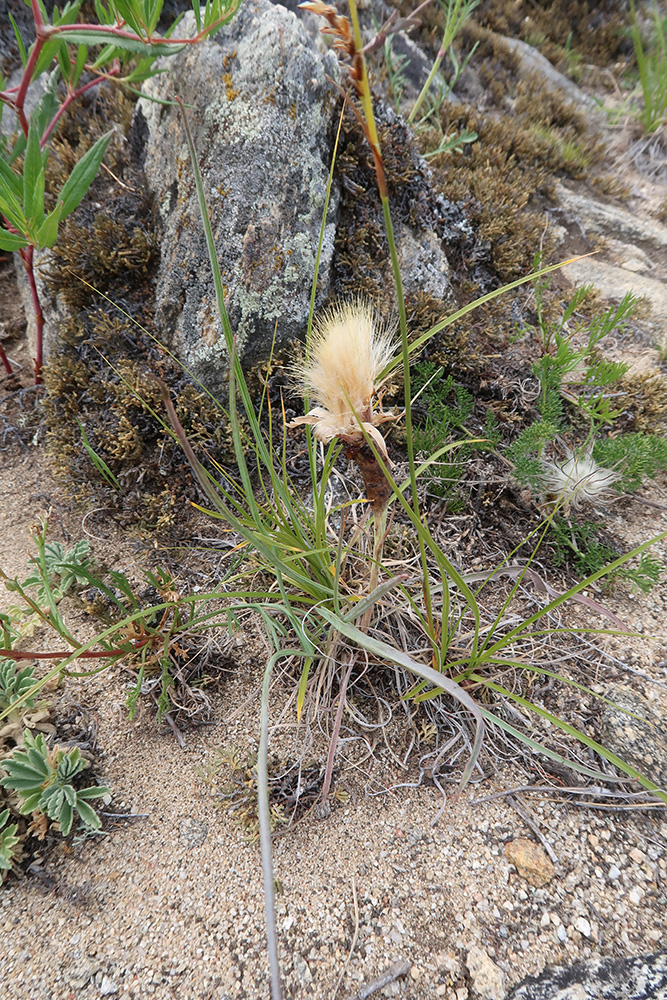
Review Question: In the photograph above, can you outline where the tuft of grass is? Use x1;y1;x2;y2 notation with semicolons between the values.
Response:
629;0;667;133
407;0;480;126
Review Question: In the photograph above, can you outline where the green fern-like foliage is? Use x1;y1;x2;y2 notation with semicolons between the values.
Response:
549;517;619;578
507;418;562;489
548;516;662;591
507;352;565;488
412;365;475;504
623;553;663;593
412;365;474;449
593;433;667;492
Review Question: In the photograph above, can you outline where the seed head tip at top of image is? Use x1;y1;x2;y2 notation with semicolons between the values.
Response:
289;300;400;462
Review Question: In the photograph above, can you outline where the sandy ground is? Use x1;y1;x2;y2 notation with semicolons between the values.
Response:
0;443;666;1000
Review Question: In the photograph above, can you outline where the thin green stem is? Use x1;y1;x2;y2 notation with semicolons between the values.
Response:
380;195;438;643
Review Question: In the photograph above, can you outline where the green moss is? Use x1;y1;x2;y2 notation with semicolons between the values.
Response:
472;0;632;71
428;48;602;282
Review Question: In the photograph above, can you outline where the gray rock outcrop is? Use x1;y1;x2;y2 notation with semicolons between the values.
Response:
599;686;667;790
508;952;667;1000
552;181;667;326
136;0;341;391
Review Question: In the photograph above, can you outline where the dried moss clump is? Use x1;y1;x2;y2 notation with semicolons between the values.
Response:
331;106;481;390
45;84;135;201
619;370;667;435
473;0;632;73
332;107;469;304
425;32;601;283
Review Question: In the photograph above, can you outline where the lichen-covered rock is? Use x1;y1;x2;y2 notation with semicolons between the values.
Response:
507;952;667;999
467;945;507;1000
598;686;667;790
135;0;341;393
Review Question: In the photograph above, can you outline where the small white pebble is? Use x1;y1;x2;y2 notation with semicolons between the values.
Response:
574;917;591;938
608;865;621;880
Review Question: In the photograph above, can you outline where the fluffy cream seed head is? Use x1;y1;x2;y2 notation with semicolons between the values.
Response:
290;300;399;458
540;450;621;510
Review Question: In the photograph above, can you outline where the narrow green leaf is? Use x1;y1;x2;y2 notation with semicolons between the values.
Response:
58;130;113;219
57;41;72;82
22;122;42;222
18;793;42;813
56;0;88;26
479;678;667;805
165;11;186;37
26;748;50;773
36;203;63;248
53;30;174;56
0;182;27;225
0;229;28;251
8;13;27;68
76;418;122;489
28;168;46;229
109;0;147;37
75;799;102;828
61;777;75;799
33;38;67;81
0;776;43;791
94;0;113;25
71;44;88;86
59;800;74;836
3;760;45;781
77;784;110;800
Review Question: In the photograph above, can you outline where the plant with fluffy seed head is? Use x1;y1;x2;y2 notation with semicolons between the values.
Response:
289;300;399;466
540;449;621;512
290;300;400;627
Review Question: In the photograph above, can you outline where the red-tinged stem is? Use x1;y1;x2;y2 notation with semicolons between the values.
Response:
0;643;147;659
30;0;45;29
46;17;230;46
0;343;13;376
41;68;119;146
19;245;45;384
14;7;46;136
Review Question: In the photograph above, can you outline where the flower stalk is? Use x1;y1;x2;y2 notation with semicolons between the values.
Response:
289;300;399;621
